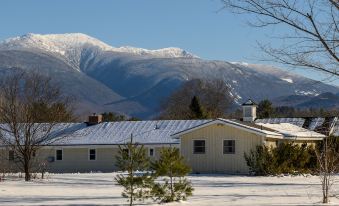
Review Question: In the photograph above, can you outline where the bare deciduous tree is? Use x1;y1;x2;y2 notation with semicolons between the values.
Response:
316;136;339;203
222;0;339;77
0;70;75;181
159;79;234;119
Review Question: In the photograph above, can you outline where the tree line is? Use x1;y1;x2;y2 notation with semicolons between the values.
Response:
256;99;339;119
159;79;233;119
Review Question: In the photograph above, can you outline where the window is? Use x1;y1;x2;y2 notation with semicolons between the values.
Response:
193;140;205;154
56;149;63;161
223;140;235;154
89;149;96;160
122;149;129;156
8;150;14;161
149;148;154;157
244;107;252;116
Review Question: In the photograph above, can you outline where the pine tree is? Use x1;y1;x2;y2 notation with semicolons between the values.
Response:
189;96;208;119
151;147;193;203
257;99;274;118
115;135;154;205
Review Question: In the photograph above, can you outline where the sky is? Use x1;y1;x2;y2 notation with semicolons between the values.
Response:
0;0;337;86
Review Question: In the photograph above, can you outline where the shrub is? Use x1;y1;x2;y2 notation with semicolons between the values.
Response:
244;145;275;175
245;142;317;175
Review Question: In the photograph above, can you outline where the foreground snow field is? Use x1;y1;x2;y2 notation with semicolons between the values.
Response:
0;173;338;205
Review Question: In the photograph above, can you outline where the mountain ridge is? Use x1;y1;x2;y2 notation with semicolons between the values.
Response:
0;33;197;59
0;33;337;119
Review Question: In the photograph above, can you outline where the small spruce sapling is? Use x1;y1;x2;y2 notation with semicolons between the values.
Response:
151;147;193;203
115;135;154;206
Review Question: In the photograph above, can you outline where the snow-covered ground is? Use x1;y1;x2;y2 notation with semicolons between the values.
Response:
0;173;338;205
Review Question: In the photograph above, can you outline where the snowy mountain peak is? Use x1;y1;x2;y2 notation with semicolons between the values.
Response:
114;46;198;58
0;33;197;58
0;33;114;56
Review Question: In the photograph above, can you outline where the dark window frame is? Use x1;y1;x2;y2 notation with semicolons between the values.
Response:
193;140;206;154
89;149;96;160
8;150;14;161
56;149;63;161
223;140;235;154
122;149;129;156
149;148;154;157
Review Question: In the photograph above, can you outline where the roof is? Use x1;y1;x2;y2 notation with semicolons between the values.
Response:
255;117;338;136
242;99;257;106
256;118;305;127
230;119;280;133
172;118;283;139
24;120;211;146
172;118;325;141
256;123;326;140
0;118;326;147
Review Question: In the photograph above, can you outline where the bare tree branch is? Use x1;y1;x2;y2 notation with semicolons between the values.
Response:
222;0;339;77
0;70;76;181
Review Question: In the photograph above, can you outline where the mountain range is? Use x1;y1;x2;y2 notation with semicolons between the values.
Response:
0;33;337;119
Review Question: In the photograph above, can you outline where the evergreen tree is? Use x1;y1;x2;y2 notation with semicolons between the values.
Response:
189;96;208;119
102;112;126;122
102;112;141;122
151;147;193;203
115;135;154;205
257;99;274;118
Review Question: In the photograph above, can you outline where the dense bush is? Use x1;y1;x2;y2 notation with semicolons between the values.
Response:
244;145;275;175
244;142;317;175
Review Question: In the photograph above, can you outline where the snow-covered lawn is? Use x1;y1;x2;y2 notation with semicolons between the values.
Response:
0;173;338;205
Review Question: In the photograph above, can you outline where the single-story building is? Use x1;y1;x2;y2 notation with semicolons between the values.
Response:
0;99;326;174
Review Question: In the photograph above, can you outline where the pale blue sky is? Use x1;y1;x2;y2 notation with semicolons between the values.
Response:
0;0;337;85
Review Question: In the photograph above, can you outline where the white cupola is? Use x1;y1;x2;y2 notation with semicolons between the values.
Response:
242;99;257;122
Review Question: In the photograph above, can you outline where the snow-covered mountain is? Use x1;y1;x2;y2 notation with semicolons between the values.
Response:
0;33;337;118
0;33;197;70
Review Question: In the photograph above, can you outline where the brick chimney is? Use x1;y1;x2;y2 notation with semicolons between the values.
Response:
88;113;103;125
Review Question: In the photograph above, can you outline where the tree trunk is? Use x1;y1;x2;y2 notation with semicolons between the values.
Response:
170;163;174;200
24;161;31;181
324;173;330;203
323;140;329;203
130;194;132;206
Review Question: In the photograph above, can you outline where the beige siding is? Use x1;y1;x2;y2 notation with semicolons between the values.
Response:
278;140;317;147
265;139;318;148
265;139;277;148
40;146;177;172
40;147;118;173
0;148;14;173
180;124;263;174
0;144;177;173
43;145;177;172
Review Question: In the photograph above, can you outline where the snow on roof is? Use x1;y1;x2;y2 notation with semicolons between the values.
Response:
217;118;282;137
255;123;326;139
255;117;338;136
171;118;283;138
44;120;211;145
0;119;325;147
255;118;305;127
242;99;257;106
